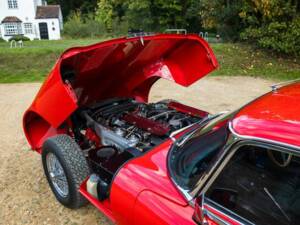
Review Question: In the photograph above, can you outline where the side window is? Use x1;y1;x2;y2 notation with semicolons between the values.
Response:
205;145;300;225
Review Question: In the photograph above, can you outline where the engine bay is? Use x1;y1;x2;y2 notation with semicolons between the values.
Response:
83;98;206;150
72;98;207;199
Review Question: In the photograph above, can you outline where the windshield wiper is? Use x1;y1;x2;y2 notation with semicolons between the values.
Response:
263;187;290;222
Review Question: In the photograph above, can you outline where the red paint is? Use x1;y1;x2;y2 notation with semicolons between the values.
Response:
61;34;217;106
79;178;116;223
60;34;218;107
133;190;195;225
110;139;189;224
23;34;217;150
168;101;209;118
123;113;170;136
232;82;300;148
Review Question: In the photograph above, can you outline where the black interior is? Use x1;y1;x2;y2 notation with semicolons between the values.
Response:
207;146;300;225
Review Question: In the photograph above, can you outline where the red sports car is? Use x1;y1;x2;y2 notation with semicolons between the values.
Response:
23;34;300;225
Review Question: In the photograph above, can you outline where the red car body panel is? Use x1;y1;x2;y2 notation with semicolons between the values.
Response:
60;35;217;106
79;181;116;223
23;34;218;150
110;139;187;225
79;138;191;225
133;191;195;225
232;82;300;148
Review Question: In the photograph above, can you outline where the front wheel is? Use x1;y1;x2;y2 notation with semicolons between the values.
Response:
42;135;90;209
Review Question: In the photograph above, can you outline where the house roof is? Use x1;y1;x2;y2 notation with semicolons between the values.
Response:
1;16;22;23
36;5;60;19
232;81;300;148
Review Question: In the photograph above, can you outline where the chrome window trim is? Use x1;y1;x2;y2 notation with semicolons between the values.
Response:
172;120;300;224
199;122;300;197
189;133;238;197
168;123;238;202
198;123;300;224
203;207;230;225
204;198;255;225
169;116;300;224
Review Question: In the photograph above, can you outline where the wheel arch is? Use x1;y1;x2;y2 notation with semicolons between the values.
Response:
23;110;68;152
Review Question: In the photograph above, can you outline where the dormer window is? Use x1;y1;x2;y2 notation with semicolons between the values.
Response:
8;0;18;9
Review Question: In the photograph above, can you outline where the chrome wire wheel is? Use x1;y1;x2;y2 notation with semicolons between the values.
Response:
46;153;69;197
42;135;90;208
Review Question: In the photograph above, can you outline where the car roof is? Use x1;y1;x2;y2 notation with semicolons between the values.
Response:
231;81;300;149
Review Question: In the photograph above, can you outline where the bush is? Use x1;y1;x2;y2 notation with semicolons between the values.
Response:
8;35;30;42
63;11;107;38
239;0;300;56
241;17;300;56
111;18;129;36
0;37;5;42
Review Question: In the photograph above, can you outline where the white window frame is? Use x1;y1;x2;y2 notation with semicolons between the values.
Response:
24;23;33;34
4;23;22;36
7;0;18;9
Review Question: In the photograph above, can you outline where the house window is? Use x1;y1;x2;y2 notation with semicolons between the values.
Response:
4;23;22;35
7;0;18;9
24;23;33;34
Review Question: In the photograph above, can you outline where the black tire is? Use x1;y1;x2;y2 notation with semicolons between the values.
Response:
42;134;90;209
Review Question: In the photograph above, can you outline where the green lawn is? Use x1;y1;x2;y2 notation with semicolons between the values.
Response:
211;43;300;80
0;39;299;83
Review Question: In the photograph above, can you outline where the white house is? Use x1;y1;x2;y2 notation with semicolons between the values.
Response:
0;0;63;41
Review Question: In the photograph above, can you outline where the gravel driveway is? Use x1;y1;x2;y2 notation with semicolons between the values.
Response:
0;76;273;225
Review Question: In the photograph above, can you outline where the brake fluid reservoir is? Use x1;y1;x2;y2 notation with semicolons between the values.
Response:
87;174;100;199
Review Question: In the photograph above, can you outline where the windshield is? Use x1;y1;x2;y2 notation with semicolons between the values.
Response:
169;113;231;194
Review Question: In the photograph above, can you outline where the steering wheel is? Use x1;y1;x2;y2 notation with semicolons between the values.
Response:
267;150;293;167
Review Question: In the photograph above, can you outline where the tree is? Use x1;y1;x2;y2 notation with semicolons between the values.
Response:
95;0;202;32
199;0;243;40
96;0;114;30
123;0;153;30
240;0;300;56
